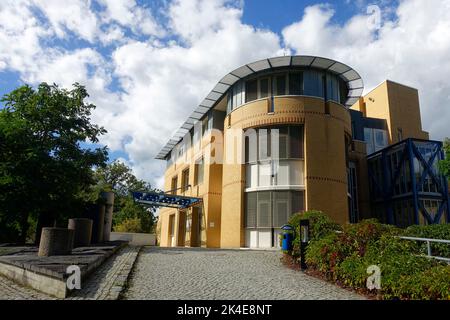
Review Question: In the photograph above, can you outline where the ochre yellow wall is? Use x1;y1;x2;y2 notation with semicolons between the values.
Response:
303;100;351;225
220;96;351;248
158;132;223;248
352;80;429;144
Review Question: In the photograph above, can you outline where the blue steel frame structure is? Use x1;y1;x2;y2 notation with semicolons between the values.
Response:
367;138;450;226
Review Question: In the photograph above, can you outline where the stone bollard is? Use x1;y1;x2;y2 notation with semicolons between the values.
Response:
101;192;114;242
38;227;74;257
91;204;105;244
68;218;93;247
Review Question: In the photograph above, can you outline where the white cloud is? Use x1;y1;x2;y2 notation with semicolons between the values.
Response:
32;0;99;43
106;0;282;187
1;0;450;189
282;0;450;141
97;0;165;37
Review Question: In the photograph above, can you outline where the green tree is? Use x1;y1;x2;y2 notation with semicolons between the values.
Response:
439;138;450;178
0;83;108;243
92;161;157;233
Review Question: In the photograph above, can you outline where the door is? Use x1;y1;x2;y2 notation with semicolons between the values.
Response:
178;211;186;246
168;214;176;247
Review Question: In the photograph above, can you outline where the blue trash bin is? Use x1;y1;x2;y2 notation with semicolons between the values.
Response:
282;232;293;250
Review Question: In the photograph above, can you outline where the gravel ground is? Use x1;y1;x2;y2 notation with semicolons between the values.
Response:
123;247;364;300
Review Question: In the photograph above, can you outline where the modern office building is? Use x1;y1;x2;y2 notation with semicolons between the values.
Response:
143;55;449;249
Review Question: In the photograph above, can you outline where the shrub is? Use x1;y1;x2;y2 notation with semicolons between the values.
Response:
114;217;143;233
404;224;450;258
335;254;371;288
397;265;450;300
284;213;450;299
288;210;341;256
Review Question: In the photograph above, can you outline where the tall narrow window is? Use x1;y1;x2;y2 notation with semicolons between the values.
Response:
245;192;257;228
259;78;269;98
181;168;189;193
245;79;257;102
273;75;286;96
289;73;302;95
194;157;204;185
171;176;178;194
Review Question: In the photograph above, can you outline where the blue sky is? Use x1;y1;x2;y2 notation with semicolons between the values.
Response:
0;0;448;187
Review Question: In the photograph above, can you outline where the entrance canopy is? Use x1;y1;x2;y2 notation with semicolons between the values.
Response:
132;191;202;209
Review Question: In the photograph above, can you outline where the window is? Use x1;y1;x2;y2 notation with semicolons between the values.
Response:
171;176;178;194
259;78;269;98
245;126;305;189
303;70;324;98
326;74;340;102
245;191;305;228
245;126;304;161
289;73;302;95
202;116;208;136
194;157;204;185
245;192;257;228
181;168;189;192
364;127;388;154
245;79;258;102
272;75;286;96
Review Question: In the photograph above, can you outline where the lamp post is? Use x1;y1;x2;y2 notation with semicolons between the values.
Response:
300;219;310;270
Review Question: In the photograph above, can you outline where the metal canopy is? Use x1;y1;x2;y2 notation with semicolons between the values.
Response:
132;191;202;209
155;55;364;160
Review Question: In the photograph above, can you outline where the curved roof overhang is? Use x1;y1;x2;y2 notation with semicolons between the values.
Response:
155;55;364;160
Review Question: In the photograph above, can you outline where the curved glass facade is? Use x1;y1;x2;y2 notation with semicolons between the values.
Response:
244;125;305;248
227;68;348;113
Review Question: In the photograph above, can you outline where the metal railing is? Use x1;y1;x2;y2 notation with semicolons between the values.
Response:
398;236;450;263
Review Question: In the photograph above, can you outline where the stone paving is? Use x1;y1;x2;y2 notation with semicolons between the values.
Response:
123;247;364;300
68;245;141;300
0;245;140;300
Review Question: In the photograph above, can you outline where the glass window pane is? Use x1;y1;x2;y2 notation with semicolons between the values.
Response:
257;191;271;227
245;79;257;102
246;164;258;188
291;191;304;214
289;73;302;95
259;78;269;98
245;192;257;228
304;70;324;98
289;160;303;186
278;127;288;159
195;157;204;185
245;134;257;163
272;191;289;228
258;129;270;160
289;126;302;158
364;128;375;154
274;75;286;96
275;161;289;186
259;162;272;186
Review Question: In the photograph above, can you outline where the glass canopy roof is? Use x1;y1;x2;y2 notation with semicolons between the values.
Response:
155;55;364;160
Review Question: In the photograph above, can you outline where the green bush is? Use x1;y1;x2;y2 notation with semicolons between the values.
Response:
305;232;343;277
288;210;341;256
114;217;143;233
397;265;450;300
404;224;450;258
335;254;371;288
284;214;450;299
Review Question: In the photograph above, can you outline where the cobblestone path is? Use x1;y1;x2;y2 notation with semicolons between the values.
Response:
123;247;364;300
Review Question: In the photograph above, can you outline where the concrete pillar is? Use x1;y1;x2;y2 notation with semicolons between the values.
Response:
68;218;93;247
38;228;74;257
101;192;115;241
